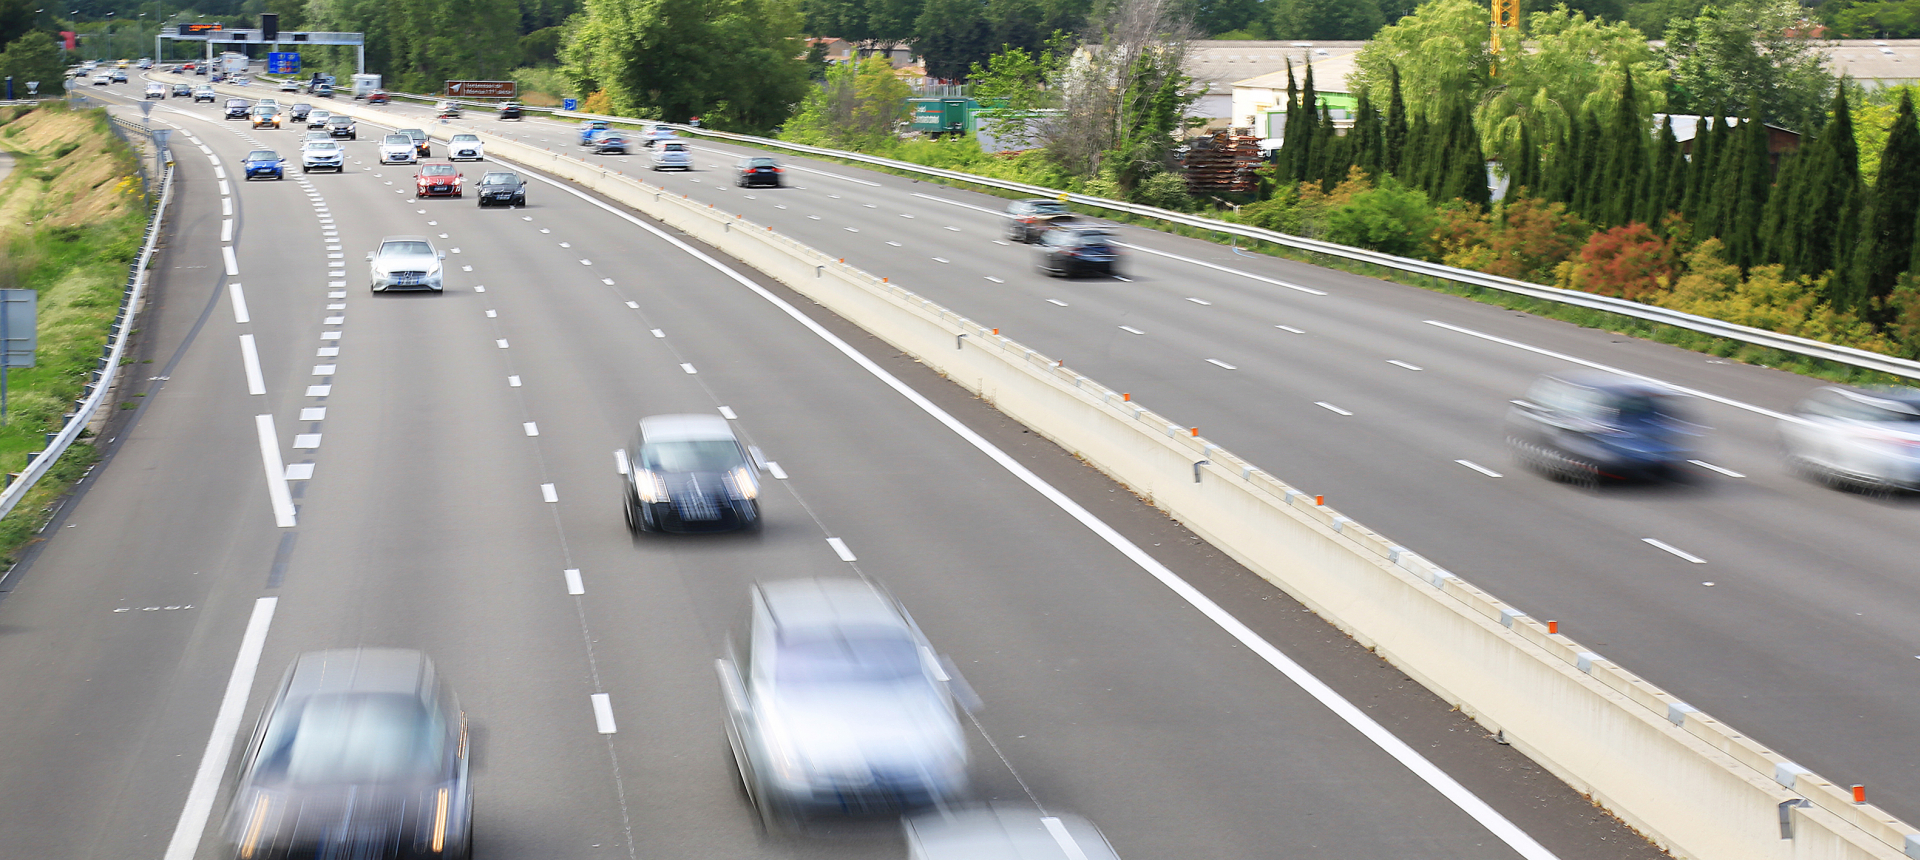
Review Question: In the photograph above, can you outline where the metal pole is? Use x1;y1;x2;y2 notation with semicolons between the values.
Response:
356;44;363;75
4;296;13;423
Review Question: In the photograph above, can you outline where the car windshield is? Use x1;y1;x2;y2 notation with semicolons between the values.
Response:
639;439;741;473
1028;201;1069;215
329;118;351;125
400;129;425;139
247;151;278;161
480;173;518;185
306;143;337;151
255;693;446;785
421;165;456;176
384;135;411;145
775;628;919;686
380;241;433;257
452;134;478;142
227;99;246;106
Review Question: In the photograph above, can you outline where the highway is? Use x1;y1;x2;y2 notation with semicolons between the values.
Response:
0;80;1670;859
333;97;1920;824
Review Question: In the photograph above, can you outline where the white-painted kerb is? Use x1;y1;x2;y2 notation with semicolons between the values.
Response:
238;335;265;396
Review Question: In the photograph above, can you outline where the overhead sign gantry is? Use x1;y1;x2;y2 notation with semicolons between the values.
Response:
157;25;367;74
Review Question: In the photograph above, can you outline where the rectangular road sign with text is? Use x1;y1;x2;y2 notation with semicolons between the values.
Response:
445;81;515;98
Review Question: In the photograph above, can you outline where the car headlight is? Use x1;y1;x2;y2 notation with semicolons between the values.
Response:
727;466;758;500
635;470;670;503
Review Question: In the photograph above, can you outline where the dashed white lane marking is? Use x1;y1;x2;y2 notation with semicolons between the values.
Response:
301;408;326;421
323;316;344;325
603;278;616;285
613;448;630;476
238;335;265;395
159;597;277;860
1277;325;1305;334
590;693;617;733
284;463;315;481
680;363;697;374
564;568;585;596
197;144;212;155
1206;359;1238;370
524;422;540;436
292;434;321;449
887;241;902;247
1456;460;1503;478
1186;297;1212;306
844;227;860;233
329;291;346;299
496;339;509;349
221;246;239;276
306;385;331;397
485;310;497;318
985;276;1004;283
932;257;950;264
1114;276;1133;282
228;283;250;324
807;215;821;220
945;225;961;232
213;166;226;180
559;241;571;248
1315;401;1353;416
312;364;336;375
1120;326;1145;335
1644;538;1706;564
1117;242;1328;295
220;219;233;243
473;285;485;291
1388;360;1424;371
1046;299;1068;307
719;406;738;420
580;259;592;266
222;197;232;216
767;462;788;480
1688;460;1746;478
317;347;339;356
901;213;915;219
826;537;857;562
254;416;297;528
541;483;559;503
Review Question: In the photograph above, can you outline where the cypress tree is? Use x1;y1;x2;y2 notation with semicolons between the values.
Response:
1295;64;1322;184
1795;87;1860;279
1386;64;1409;177
1727;109;1772;269
1547;120;1577;205
1352;89;1384;180
1310;104;1343;188
1507;121;1537;201
1643;117;1681;226
1600;70;1646;227
1759;147;1802;268
1404;114;1430;192
1857;90;1920;309
1571;108;1603;220
1681;113;1716;222
1277;61;1301;183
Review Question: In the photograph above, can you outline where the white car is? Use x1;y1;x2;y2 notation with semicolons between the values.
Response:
378;134;417;164
368;236;445;293
447;133;484;161
279;79;299;92
1781;386;1920;491
91;73;110;86
301;140;345;173
144;82;165;99
650;140;692;171
640;125;677;148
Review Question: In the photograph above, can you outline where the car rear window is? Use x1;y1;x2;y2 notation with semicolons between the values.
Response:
775;629;918;686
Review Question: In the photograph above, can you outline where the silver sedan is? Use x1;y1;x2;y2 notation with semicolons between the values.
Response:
367;236;445;293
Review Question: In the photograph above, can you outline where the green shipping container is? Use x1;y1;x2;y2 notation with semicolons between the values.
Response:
908;98;975;135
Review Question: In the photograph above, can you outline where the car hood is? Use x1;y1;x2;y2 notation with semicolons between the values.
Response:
756;682;965;780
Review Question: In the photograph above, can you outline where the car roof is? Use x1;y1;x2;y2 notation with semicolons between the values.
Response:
379;235;433;244
758;577;906;634
283;648;436;701
1543;371;1673;396
1824;386;1920;413
638;413;734;443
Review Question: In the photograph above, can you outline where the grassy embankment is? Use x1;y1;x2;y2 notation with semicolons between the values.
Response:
0;102;150;565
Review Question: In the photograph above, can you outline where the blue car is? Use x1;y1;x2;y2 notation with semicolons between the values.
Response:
1505;371;1700;484
578;119;611;146
242;149;285;181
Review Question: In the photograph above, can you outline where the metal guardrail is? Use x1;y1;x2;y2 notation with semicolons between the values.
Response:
0;160;172;523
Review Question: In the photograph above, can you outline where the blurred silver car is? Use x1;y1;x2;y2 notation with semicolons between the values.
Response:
717;578;971;829
650;140;692;171
220;648;472;860
619;413;760;533
367;236;445;292
1780;386;1920;491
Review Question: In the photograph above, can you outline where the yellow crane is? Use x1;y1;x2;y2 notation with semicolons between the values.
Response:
1491;0;1520;76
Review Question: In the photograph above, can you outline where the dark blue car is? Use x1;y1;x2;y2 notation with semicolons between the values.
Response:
242;150;285;181
1505;371;1700;484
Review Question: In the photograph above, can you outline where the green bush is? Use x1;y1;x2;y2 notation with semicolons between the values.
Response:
1322;179;1439;259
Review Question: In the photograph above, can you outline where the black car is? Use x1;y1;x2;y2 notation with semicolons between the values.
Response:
287;102;312;123
621;413;761;533
327;116;357;139
1037;226;1122;278
224;98;251;119
497;101;522;120
735;156;782;188
1505;372;1698;484
1006;198;1075;243
170;82;192;97
397;127;431;157
475;171;526;207
593;134;629;154
219;648;473;860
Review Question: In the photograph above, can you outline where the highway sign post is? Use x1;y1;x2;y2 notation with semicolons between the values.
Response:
267;51;300;74
445;81;514;99
0;289;37;423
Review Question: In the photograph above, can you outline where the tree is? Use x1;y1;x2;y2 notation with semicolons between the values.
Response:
0;31;63;96
1639;116;1682;225
1352;88;1385;180
1474;7;1665;182
1384;63;1408;173
917;0;992;80
1597;68;1647;227
969;37;1068;147
563;0;810;132
1827;0;1920;38
1187;0;1262;35
1790;88;1861;279
1559;223;1680;301
781;54;911;146
1263;0;1385;40
1854;90;1920;311
1349;0;1490;124
1661;0;1836;133
1041;0;1198;177
1724;109;1772;269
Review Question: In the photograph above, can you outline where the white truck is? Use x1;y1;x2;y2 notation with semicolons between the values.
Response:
221;52;249;75
352;73;382;99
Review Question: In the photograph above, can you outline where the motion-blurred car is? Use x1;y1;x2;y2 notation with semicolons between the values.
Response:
591;133;629;155
1006;198;1075;243
143;82;165;99
224;98;251;119
579;119;612;146
193;85;216;102
640;125;677;148
90;73;110;86
242;150;286;181
303;131;333;144
287;102;312;123
278;79;299;92
1780;386;1920;491
301;140;344;173
497;102;522;120
365;89;390;104
414;162;463;197
306;109;331;129
1037;226;1121;278
397;127;430;157
434;100;461;118
1505;372;1698;484
735;156;782;188
251;105;281;128
475;171;526;207
379;134;417;164
619;413;760;533
717;578;970;829
367;236;446;293
108;69;127;83
171;82;193;97
327;115;357;139
447;133;484;161
218;648;472;860
313;82;334;98
650;140;691;170
195;65;208;76
904;805;1121;860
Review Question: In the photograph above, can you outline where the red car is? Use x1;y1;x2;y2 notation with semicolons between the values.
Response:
366;90;390;104
415;162;463;197
181;62;195;72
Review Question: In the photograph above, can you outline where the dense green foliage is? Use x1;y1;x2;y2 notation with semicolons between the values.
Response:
561;0;809;130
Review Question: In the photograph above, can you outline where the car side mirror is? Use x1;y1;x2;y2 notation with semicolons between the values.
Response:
437;252;447;260
614;448;629;476
365;251;374;260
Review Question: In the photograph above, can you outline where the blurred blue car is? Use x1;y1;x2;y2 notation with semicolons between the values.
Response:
243;149;285;181
1505;371;1700;484
578;119;611;146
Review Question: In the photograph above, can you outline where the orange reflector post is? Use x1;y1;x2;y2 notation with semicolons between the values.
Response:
1547;620;1558;634
1122;393;1130;401
1190;428;1199;437
1854;785;1867;803
1314;495;1324;506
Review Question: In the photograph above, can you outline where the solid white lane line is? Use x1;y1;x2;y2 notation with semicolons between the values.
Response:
254;415;297;528
1689;459;1746;478
238;335;265;395
1388;360;1424;371
680;363;697;374
221;246;239;276
590;693;617;733
827;537;857;561
1186;297;1212;306
1206;359;1238;370
1423;321;1799;423
1316;401;1353;415
1456;460;1503;478
1116;242;1328;295
160;597;278;860
767;461;788;480
782;163;882;186
564;568;585;595
1046;299;1068;307
228;283;250;324
1645;538;1707;564
1120;326;1145;335
541;483;558;503
719;406;737;419
524;422;540;436
508;375;522;387
220;218;233;242
1277;325;1305;334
